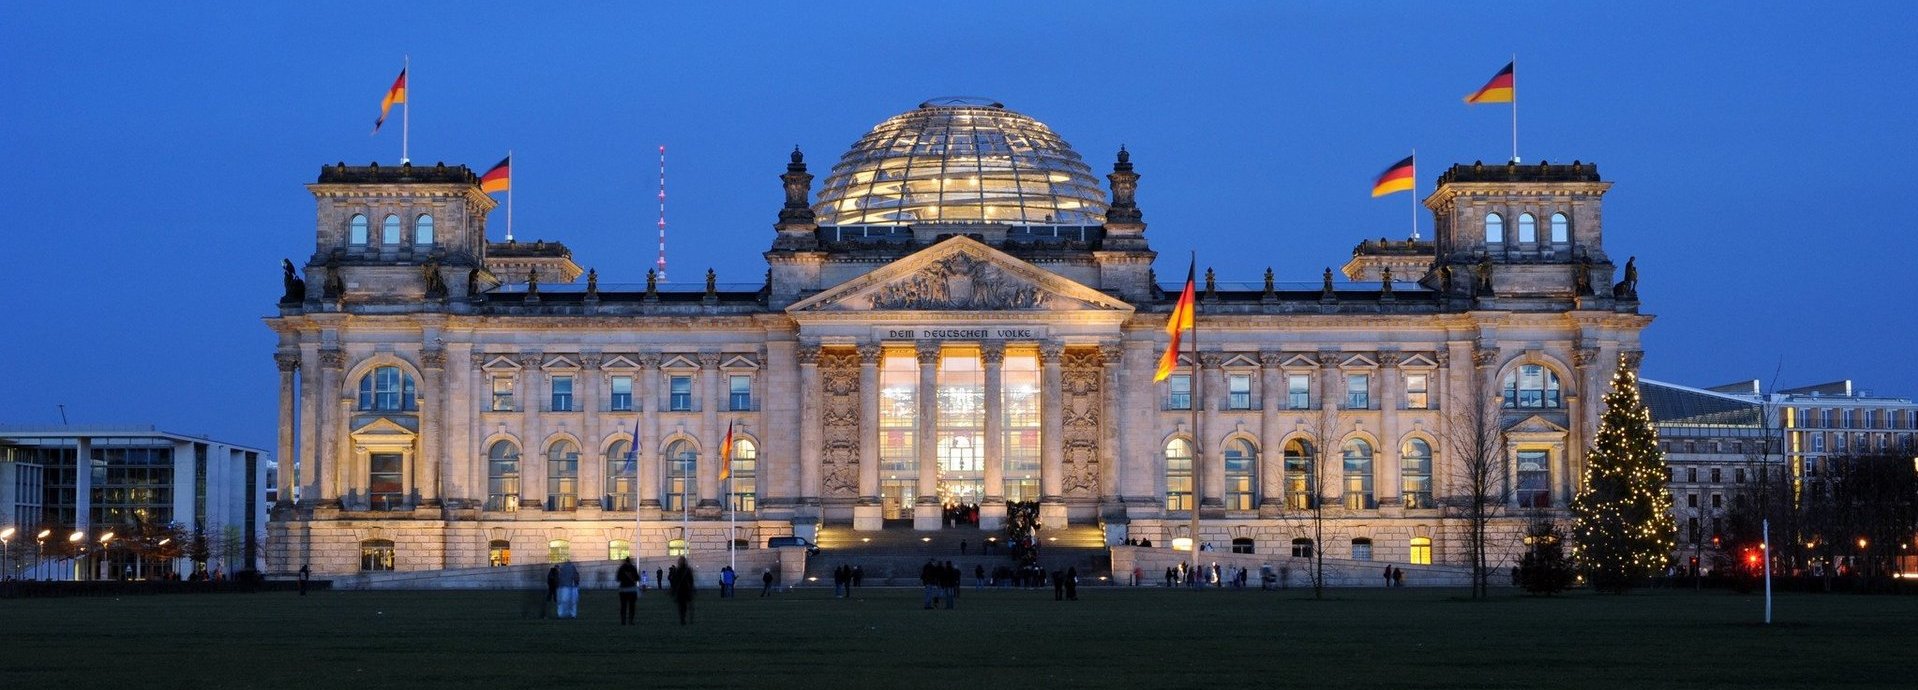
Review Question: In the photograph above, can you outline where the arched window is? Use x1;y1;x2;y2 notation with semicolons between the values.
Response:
547;539;571;563
356;366;417;412
1401;439;1434;509
1343;439;1375;509
1550;212;1569;243
1409;536;1433;565
1231;537;1256;554
381;214;401;245
360;539;395;571
486;440;520;512
663;440;696;511
1518;213;1537;243
1291;538;1314;558
1284;439;1315;510
1351;537;1374;561
1502;364;1563;408
1223;438;1257;511
415;214;435;246
488;539;511;567
547;440;580;511
729;438;758;512
349;214;369;245
1484;212;1504;243
1164;438;1194;512
608;539;632;561
605;440;635;511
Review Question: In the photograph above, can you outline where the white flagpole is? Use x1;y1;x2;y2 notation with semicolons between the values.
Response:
1409;149;1419;241
401;55;410;164
1510;54;1519;163
1763;518;1772;624
505;149;515;242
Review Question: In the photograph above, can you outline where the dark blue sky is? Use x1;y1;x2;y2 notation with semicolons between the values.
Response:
2;2;1912;448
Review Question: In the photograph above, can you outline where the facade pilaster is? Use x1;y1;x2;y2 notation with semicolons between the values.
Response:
275;352;299;509
796;344;822;509
698;352;722;510
1378;351;1402;508
1257;351;1285;515
762;339;799;512
1199;352;1226;508
857;344;883;504
637;353;663;511
1098;343;1124;507
981;343;1006;504
517;353;546;510
297;345;320;506
1038;342;1066;525
914;342;942;527
418;348;446;507
1122;338;1156;503
577;354;603;508
316;348;345;505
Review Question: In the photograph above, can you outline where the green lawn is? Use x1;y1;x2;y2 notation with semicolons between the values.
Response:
3;586;1908;688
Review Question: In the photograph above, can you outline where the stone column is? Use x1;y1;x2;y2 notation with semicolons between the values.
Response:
854;343;882;529
913;341;942;530
761;339;798;515
1257;351;1285;516
1098;343;1123;509
418;349;446;508
698;353;722;511
275;352;299;510
316;348;345;506
1378;351;1402;510
1038;342;1066;526
298;346;320;506
1122;338;1156;504
577;354;603;509
1317;350;1341;508
980;342;1006;529
796;344;822;510
1571;344;1603;503
637;353;663;511
1199;352;1226;509
517;353;545;510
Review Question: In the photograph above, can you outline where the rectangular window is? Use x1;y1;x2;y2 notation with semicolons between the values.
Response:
1408;539;1432;566
1001;352;1041;500
1345;374;1370;410
491;376;514;412
550;375;574;412
1709;467;1721;483
369;453;404;510
1287;374;1310;410
882;352;920;478
1687;493;1698;508
1350;540;1373;561
1167;374;1192;410
1842;409;1853;428
1227;374;1252;410
1686;467;1698;483
1404;373;1429;410
669;375;693;411
1711;494;1722;509
609;376;633;412
1734;467;1745;483
729;374;753;411
1515;450;1550;508
1811;434;1825;452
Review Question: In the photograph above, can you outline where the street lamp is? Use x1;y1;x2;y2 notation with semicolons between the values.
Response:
36;529;50;581
99;532;116;581
1;527;13;580
67;530;85;581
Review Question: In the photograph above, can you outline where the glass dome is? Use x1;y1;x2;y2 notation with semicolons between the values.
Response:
813;98;1107;226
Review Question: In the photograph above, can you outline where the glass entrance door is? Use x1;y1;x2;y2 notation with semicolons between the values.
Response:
880;479;915;520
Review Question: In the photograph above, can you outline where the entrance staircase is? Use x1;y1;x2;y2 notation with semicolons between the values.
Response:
805;524;1109;586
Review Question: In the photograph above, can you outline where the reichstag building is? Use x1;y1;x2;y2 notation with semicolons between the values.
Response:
268;98;1650;575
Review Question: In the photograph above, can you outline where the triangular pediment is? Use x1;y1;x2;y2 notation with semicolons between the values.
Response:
1505;414;1570;435
1400;353;1440;368
788;236;1134;315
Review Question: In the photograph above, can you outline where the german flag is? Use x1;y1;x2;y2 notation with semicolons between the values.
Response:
479;156;511;194
1154;259;1196;382
1372;155;1415;197
718;420;735;481
372;68;407;133
1465;62;1514;104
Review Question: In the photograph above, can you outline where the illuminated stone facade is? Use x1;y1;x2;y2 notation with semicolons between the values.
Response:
268;102;1651;577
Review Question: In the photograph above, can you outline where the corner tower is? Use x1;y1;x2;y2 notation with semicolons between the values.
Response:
1423;160;1626;308
300;162;496;307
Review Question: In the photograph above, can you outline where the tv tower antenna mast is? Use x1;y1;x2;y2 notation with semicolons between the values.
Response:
655;145;668;282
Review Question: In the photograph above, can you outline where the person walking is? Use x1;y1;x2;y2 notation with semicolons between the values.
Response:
615;558;641;625
720;566;736;598
1394;567;1405;588
921;559;940;609
556;560;581;619
761;568;775;597
543;565;560;618
297;564;310;596
669;556;696;625
1382;564;1394;588
943;561;960;610
1065;566;1079;601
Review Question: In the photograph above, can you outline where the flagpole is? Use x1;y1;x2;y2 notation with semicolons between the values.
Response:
401;55;410;164
1409;149;1419;241
1510;54;1519;163
505;149;515;242
1763;518;1772;624
1186;251;1202;580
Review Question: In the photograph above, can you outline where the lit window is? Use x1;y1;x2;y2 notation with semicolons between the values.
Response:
1502;364;1562;408
729;438;757;512
358;366;418;412
664;440;696;511
1409;537;1432;565
608;540;632;561
605;439;635;511
415;214;434;246
1287;374;1310;410
382;214;401;245
1401;439;1433;509
1518;213;1537;243
1345;374;1370;410
486;441;520;511
1404;373;1429;410
1227;374;1252;410
1223;438;1257;511
1343;439;1375;509
669;375;693;411
488;540;511;567
1285;439;1316;510
1550;212;1569;243
667;538;687;557
1165;438;1194;512
360;539;395;571
547;441;579;511
729;374;753;411
349;214;368;245
369;453;404;510
1167;374;1192;410
550;375;574;412
1291;538;1314;558
1516;449;1550;508
609;376;633;412
1485;212;1504;243
548;539;571;563
1351;538;1373;561
491;376;514;412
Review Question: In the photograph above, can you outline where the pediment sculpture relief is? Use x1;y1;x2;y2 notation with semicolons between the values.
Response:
869;253;1049;310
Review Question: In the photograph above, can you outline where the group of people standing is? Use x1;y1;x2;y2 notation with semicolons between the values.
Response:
553;557;698;625
831;564;864;597
921;560;963;609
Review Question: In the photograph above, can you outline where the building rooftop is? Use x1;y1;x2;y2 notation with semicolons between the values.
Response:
315;161;480;185
1640;379;1764;427
1436;160;1601;185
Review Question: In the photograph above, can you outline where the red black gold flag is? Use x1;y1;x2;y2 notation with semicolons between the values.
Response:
718;420;735;481
1372;155;1415;197
372;68;408;133
479;156;511;194
1465;62;1515;104
1154;260;1196;382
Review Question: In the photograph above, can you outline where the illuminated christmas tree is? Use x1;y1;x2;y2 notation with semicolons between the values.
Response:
1571;353;1676;593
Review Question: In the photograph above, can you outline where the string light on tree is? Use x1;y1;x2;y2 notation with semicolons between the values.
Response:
1571;352;1677;593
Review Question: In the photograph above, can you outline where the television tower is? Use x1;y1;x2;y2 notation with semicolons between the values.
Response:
656;145;668;282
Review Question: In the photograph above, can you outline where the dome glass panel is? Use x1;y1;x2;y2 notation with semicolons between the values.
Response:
813;98;1107;226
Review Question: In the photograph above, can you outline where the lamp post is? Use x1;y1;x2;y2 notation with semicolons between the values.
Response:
67;530;84;581
98;532;115;581
36;529;50;581
1;527;14;580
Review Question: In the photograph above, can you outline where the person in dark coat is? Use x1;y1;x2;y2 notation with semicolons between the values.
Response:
1053;569;1066;600
297;564;310;596
615;558;641;625
1065;566;1079;600
669;556;696;625
543;565;560;618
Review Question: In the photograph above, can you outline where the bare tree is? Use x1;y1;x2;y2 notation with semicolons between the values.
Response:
1442;390;1509;599
1279;403;1353;600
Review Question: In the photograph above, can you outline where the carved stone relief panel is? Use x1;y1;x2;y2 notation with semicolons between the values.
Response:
869;252;1049;310
818;349;861;499
1060;348;1103;498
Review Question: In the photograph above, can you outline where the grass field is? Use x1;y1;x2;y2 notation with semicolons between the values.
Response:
4;585;1910;688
